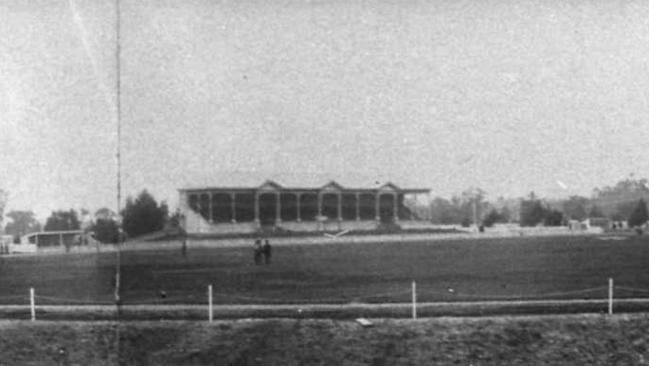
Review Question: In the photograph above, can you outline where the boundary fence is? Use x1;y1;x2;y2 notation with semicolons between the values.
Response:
4;278;649;321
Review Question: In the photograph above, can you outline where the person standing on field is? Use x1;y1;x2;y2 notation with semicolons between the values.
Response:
263;238;272;265
253;238;262;265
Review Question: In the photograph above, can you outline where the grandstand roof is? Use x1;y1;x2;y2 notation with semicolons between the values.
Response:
179;171;430;193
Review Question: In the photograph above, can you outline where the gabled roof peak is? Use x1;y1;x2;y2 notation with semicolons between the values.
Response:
321;180;344;190
379;182;400;191
258;180;282;190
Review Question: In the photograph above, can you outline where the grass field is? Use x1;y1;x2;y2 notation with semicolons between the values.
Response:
1;234;649;307
2;314;649;365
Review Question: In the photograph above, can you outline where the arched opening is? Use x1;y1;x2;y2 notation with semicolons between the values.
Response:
189;194;199;212
379;194;395;223
280;193;298;221
341;194;357;220
234;193;255;222
359;193;375;220
199;193;210;220
322;193;339;220
258;193;277;225
300;193;318;221
211;193;232;223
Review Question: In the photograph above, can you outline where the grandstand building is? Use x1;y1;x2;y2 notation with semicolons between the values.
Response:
179;180;430;234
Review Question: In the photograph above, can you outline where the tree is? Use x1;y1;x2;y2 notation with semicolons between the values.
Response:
562;196;589;221
94;207;117;221
429;197;464;224
44;210;80;231
613;201;638;222
167;209;183;230
91;219;120;244
482;208;506;227
544;209;564;226
520;198;547;227
429;187;488;225
592;176;649;219
491;196;518;223
121;190;168;238
461;187;487;225
628;199;649;228
4;210;41;238
500;205;513;223
0;189;7;230
589;204;604;218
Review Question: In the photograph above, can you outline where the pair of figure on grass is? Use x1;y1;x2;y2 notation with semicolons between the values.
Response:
254;238;272;265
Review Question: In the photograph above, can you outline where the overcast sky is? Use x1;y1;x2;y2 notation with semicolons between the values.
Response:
2;0;649;219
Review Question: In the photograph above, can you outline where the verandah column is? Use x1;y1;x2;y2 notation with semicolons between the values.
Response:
393;193;399;223
410;193;415;220
275;192;281;224
208;192;214;223
375;193;380;222
254;192;260;226
317;193;323;231
296;193;301;222
317;193;322;218
336;193;342;231
337;193;342;221
230;192;236;223
355;192;360;221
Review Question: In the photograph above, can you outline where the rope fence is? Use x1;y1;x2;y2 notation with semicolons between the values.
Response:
14;278;649;321
615;286;649;294
415;286;609;300
34;295;114;305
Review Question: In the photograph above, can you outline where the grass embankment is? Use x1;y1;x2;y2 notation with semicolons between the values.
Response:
1;314;648;365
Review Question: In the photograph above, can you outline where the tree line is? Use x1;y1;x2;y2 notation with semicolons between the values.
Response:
2;176;649;242
429;177;649;228
1;190;171;243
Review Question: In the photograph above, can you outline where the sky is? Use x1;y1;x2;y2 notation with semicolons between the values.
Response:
2;0;649;220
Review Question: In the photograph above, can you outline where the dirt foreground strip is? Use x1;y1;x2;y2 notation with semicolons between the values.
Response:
3;298;649;321
1;314;649;365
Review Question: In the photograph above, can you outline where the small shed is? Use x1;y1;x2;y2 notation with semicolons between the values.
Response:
14;230;89;253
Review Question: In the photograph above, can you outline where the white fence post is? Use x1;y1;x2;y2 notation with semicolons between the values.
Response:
208;284;213;323
412;281;417;320
30;287;35;321
608;278;613;315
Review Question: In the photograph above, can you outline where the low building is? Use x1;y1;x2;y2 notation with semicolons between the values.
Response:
0;235;12;254
589;217;611;230
179;180;430;234
12;230;91;253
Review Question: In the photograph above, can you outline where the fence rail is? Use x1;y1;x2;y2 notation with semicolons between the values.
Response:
6;278;649;321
